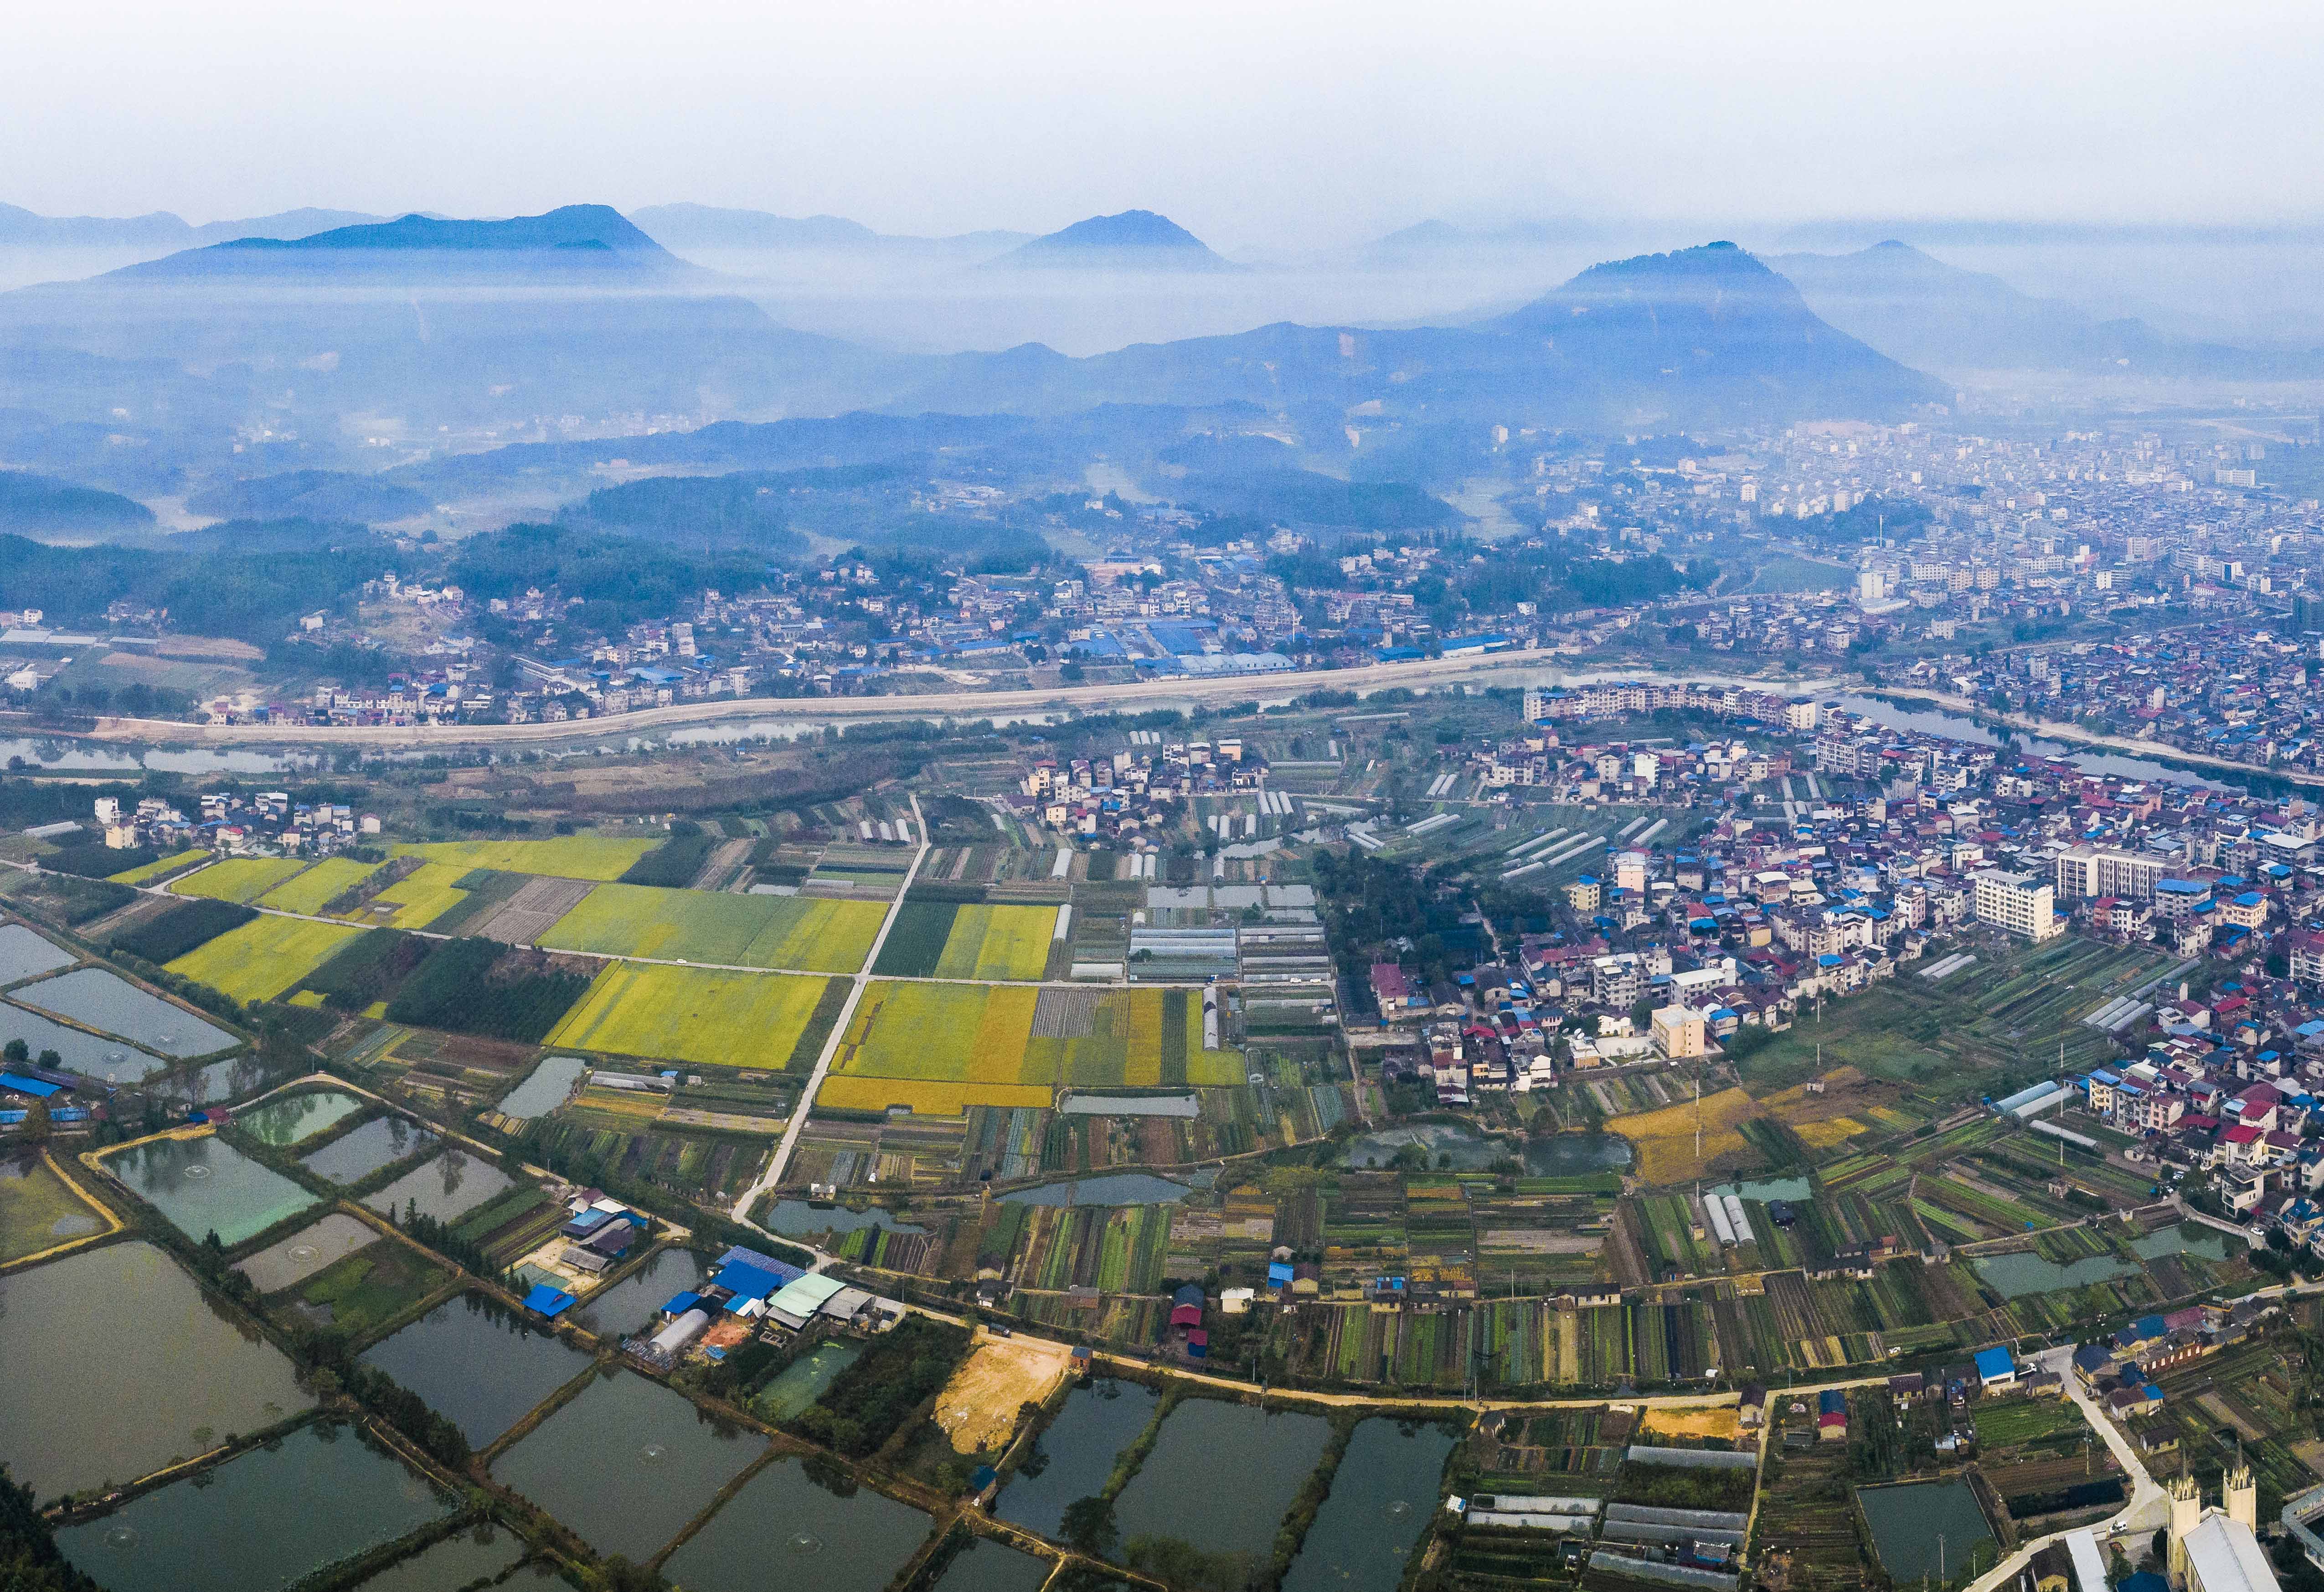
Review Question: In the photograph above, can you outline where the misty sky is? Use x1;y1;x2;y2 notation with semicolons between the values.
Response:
9;0;2324;253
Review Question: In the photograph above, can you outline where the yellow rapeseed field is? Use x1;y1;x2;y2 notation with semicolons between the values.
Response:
1607;1086;1761;1184
168;914;366;1004
547;963;835;1070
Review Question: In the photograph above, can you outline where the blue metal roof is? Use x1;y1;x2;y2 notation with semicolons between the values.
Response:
714;1260;786;1303
1974;1346;2016;1379
523;1283;576;1317
0;1073;63;1099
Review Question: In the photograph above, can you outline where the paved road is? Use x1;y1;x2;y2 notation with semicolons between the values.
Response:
1962;1342;2168;1592
55;651;1579;748
732;793;930;1220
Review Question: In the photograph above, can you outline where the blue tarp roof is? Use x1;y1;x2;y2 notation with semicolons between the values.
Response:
663;1291;703;1316
1974;1346;2016;1379
714;1260;787;1303
715;1244;806;1285
0;1073;63;1098
524;1284;576;1317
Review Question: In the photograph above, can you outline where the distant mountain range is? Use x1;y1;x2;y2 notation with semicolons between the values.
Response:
1767;240;2322;378
911;243;1940;425
1352;217;1612;267
987;210;1241;272
625;202;1031;262
0;222;1943;492
0;202;386;249
111;205;692;282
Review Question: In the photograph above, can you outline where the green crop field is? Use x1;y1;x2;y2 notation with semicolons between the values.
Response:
366;861;471;928
105;848;211;887
0;1153;108;1263
871;901;1057;979
538;882;883;972
168;913;368;1003
388;835;657;881
256;857;382;916
547;963;840;1070
168;857;310;904
822;980;1243;1115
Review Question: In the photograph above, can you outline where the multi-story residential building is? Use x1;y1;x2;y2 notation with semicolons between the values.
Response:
1974;869;2062;940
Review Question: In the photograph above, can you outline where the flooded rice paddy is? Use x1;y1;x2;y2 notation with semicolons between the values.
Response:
106;1134;318;1245
299;1114;438;1183
363;1148;515;1224
12;966;238;1057
55;1422;448;1592
996;1377;1160;1538
1110;1398;1334;1562
0;1241;311;1501
1282;1419;1458;1592
361;1292;595;1447
491;1370;763;1562
239;1088;367;1147
660;1452;933;1592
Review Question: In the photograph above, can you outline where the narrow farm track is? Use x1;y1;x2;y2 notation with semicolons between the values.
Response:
733;793;932;1223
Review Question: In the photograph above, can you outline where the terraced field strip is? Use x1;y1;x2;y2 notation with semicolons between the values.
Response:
166;914;368;1003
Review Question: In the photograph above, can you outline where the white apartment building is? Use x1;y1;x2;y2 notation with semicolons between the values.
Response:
1973;868;2062;941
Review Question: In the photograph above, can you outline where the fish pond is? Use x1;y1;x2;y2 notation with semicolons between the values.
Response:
0;1001;165;1081
106;1134;318;1246
1974;1250;2137;1299
1282;1419;1459;1592
168;1054;295;1105
1857;1477;1999;1585
234;1211;380;1293
361;1292;595;1447
364;1148;516;1224
1343;1122;1631;1176
661;1452;933;1592
239;1088;367;1148
933;1539;1054;1592
13;966;238;1057
1712;1175;1816;1202
495;1054;587;1120
2129;1223;2240;1261
299;1115;438;1184
752;1341;866;1423
346;1523;531;1592
1111;1398;1334;1564
761;1198;929;1237
492;1370;763;1562
572;1245;716;1340
0;1242;312;1502
1001;1173;1198;1207
997;1377;1161;1538
56;1422;449;1592
0;923;75;982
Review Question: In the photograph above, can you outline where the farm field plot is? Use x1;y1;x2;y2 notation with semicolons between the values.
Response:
539;882;883;972
168;857;309;904
0;1152;109;1263
874;902;1059;979
825;981;1242;1115
255;858;381;916
547;963;839;1070
389;836;657;881
106;848;210;887
1608;1087;1760;1184
368;862;473;929
167;914;366;1003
